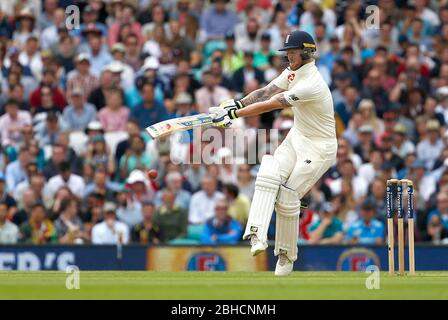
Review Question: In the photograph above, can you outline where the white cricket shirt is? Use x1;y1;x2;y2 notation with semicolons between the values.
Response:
272;60;336;139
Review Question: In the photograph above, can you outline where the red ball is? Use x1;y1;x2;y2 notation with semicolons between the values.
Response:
147;169;158;180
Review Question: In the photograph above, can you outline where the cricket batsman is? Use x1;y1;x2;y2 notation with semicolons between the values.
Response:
210;30;337;276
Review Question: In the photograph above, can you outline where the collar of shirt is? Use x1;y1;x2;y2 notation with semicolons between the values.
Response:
291;60;316;77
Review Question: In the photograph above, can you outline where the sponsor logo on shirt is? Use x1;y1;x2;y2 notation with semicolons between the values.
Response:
287;73;295;82
289;94;299;101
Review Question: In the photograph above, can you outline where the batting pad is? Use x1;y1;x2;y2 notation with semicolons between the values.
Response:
274;185;300;262
243;155;281;243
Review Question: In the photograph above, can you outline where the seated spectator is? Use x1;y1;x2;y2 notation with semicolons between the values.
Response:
88;70;120;110
130;81;168;129
353;124;376;163
427;193;448;243
19;203;57;244
5;146;30;192
410;159;436;202
416;120;444;170
114;119;141;166
184;163;207;193
329;159;368;202
0;201;19;244
97;88;129;132
131;201;160;244
154;172;191;211
232;51;265;94
201;200;242;245
79;24;112;76
189;175;225;224
34;85;60;115
357;148;383;186
62;87;97;131
308;202;344;244
223;183;250;227
0;98;32;148
54;198;86;244
119;136;155;179
154;189;188;242
84;168;122;201
91;203;129;244
11;189;35;226
47;162;86;200
29;68;67;111
346;199;385;245
84;134;115;176
236;164;255;199
34;112;63;147
195;69;231;113
66;53;99;98
392;123;415;159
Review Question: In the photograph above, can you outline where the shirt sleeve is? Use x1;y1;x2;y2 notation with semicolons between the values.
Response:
271;68;290;90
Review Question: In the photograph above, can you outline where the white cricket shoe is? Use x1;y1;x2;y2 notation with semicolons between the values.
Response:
250;235;267;256
275;254;293;276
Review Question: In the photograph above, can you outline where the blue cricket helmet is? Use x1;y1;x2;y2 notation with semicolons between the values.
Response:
278;30;316;51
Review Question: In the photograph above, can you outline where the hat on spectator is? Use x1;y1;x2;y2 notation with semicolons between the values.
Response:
225;31;235;40
142;56;160;71
41;49;53;59
17;8;35;20
75;53;90;63
358;124;374;134
166;171;182;183
426;120;440;131
103;202;117;213
411;159;426;169
86;121;103;134
393;123;407;134
106;61;124;73
175;92;192;105
111;43;126;54
261;33;271;41
361;198;376;211
70;87;84;96
126;169;149;186
358;99;375;110
319;202;333;213
46;111;59;122
82;23;102;36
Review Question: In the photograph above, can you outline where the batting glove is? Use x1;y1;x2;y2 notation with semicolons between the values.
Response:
209;106;239;128
219;99;245;112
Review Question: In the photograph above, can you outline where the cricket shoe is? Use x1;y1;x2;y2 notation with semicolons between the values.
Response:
250;235;267;256
275;254;293;276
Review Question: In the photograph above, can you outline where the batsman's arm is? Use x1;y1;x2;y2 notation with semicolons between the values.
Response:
240;82;284;106
233;92;292;118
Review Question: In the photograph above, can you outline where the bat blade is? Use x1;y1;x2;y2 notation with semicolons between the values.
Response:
145;113;215;139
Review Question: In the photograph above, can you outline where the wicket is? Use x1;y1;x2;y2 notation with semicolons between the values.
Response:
386;179;415;276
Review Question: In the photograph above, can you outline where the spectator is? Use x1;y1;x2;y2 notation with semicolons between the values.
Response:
130;81;168;129
346;199;385;245
0;98;32;148
84;134;115;176
392;123;416;159
80;24;112;76
114;119;141;166
119;136;155;179
54;198;86;244
0;201;19;244
223;183;250;227
154;171;191;211
109;43;135;90
236;164;255;199
329;159;368;202
84;168;122;201
416;120;444;170
154;189;188;242
47;162;86;200
308;202;344;244
19;203;57;244
232;51;265;94
195;69;231;113
427;192;448;242
200;0;237;40
29;68;67;111
91;202;129;244
88;70;120;110
189;175;225;224
201;199;242;245
98;88;129;132
62;87;97;131
131;201;160;244
11;189;35;226
5;146;30;192
66;53;99;99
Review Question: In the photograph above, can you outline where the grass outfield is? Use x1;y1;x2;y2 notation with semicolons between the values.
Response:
1;271;448;299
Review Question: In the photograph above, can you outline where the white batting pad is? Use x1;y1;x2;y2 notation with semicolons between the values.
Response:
243;155;281;243
274;185;300;262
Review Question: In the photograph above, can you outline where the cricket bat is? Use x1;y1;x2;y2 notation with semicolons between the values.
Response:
146;113;216;139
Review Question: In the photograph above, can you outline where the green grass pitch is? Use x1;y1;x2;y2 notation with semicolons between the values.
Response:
1;271;448;299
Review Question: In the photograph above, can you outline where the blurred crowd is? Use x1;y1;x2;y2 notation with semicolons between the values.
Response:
0;0;447;247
